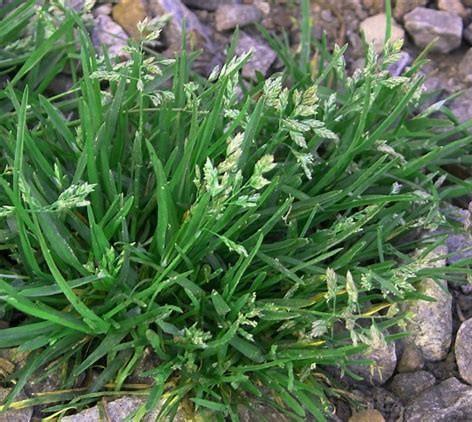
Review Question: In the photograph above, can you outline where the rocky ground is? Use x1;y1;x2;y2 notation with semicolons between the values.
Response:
1;0;472;421
333;202;472;421
62;0;472;123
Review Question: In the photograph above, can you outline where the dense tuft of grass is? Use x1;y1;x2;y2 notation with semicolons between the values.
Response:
0;2;471;420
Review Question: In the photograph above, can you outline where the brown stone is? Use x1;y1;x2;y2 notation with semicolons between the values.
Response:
148;0;211;51
394;0;427;20
112;0;147;38
349;409;385;422
362;0;384;14
397;342;424;373
437;0;468;18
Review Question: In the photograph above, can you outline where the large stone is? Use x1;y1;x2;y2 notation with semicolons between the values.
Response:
215;4;262;31
405;377;472;421
389;371;436;403
350;341;397;386
0;388;33;421
92;14;129;58
359;13;405;54
148;0;211;51
404;7;463;54
456;318;472;385
404;245;452;361
236;31;276;79
394;0;427;20
112;0;147;38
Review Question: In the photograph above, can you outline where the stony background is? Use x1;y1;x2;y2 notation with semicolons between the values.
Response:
74;0;472;125
1;0;472;421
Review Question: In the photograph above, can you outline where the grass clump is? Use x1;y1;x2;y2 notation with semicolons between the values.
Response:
0;2;471;420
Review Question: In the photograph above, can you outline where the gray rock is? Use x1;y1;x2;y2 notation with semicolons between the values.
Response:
389;371;436;403
236;31;276;79
239;402;289;422
405;377;472;421
442;203;471;227
405;245;452;361
65;0;85;11
350;341;397;385
458;293;472;321
0;388;33;421
465;23;472;44
447;233;472;265
437;0;468;18
394;0;427;20
460;48;472;84
461;284;472;295
388;51;412;77
183;0;236;11
148;0;212;51
397;342;425;373
367;387;404;421
93;3;112;16
404;7;463;54
63;396;187;421
443;204;472;271
425;351;459;382
360;13;405;54
215;4;262;31
92;15;129;58
456;318;472;385
450;87;472;123
62;405;99;421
